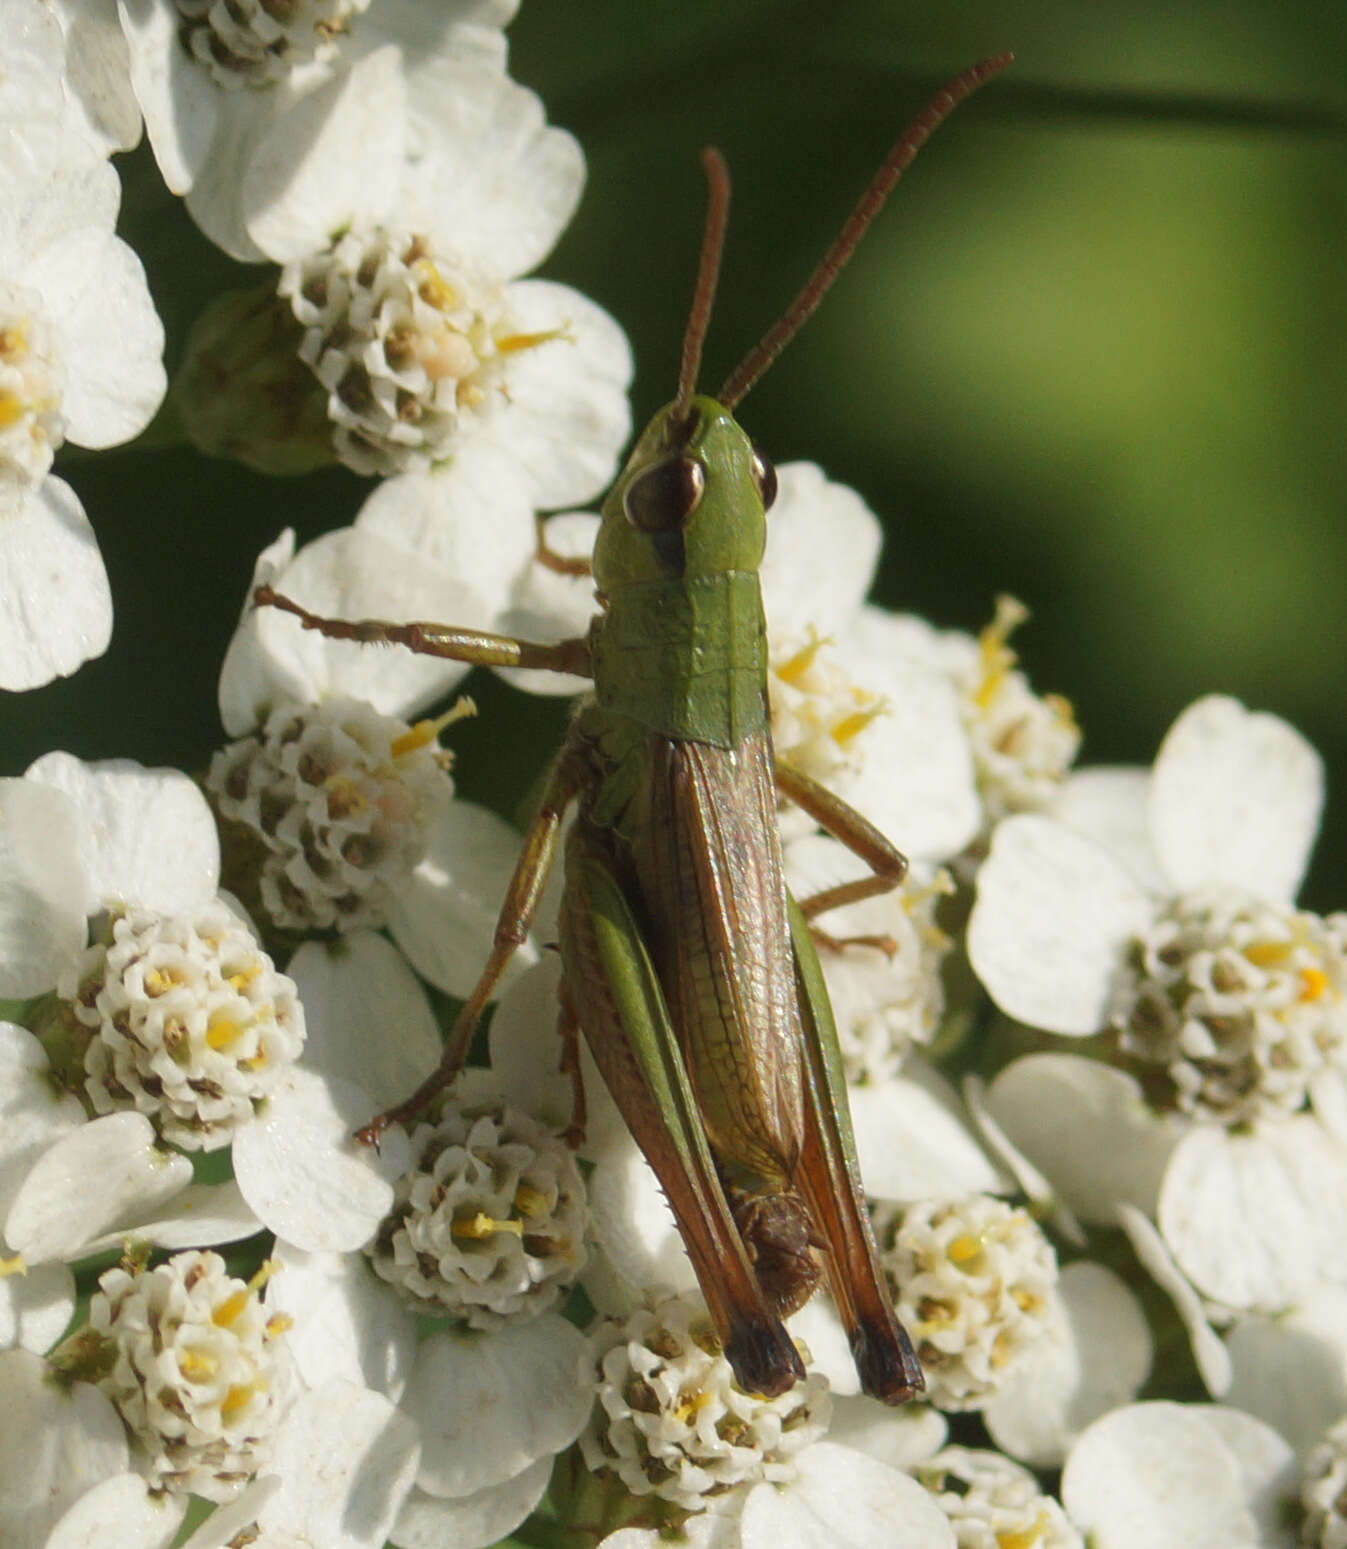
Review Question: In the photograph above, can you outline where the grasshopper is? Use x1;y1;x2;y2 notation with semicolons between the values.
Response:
257;53;1011;1401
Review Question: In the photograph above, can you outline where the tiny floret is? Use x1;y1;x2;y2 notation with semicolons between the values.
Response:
367;1099;588;1326
62;898;306;1150
208;695;460;933
1112;887;1347;1125
878;1195;1059;1410
918;1445;1083;1549
280;229;566;475
580;1292;830;1514
1302;1415;1347;1549
175;0;372;90
87;1250;284;1501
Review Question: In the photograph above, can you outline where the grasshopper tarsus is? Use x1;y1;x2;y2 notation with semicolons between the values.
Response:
851;1320;926;1406
724;1316;808;1400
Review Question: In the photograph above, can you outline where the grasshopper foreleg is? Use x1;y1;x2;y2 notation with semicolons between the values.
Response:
254;585;593;678
534;514;594;578
774;761;908;951
355;747;583;1146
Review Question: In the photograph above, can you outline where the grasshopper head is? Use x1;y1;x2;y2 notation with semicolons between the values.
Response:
592;394;777;596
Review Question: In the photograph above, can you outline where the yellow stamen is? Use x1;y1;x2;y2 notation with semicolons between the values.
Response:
1301;967;1330;1002
775;628;830;686
973;594;1029;711
832;702;885;747
0;391;24;429
413;260;458;310
998;1516;1049;1549
495;324;573;355
513;1183;548;1220
180;1349;218;1383
1244;940;1291;969
451;1212;524;1242
947;1234;984;1266
227;960;262;993
0;322;28;356
265;1313;294;1339
221;1379;264;1419
0;1253;27;1278
390;695;477;759
673;1388;712;1426
206;1016;246;1052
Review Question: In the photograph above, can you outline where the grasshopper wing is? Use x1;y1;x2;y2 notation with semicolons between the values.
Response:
787;897;925;1403
561;836;806;1397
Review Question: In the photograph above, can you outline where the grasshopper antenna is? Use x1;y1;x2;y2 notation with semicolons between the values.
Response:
718;51;1014;410
672;146;733;423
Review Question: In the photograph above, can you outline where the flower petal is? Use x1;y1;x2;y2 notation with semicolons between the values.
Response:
1157;1118;1347;1309
288;932;443;1114
850;1072;1004;1203
266;1242;417;1402
760;463;882;640
740;1441;955;1549
1062;1402;1259;1549
5;1111;192;1263
403;1316;592;1496
44;1471;185;1549
1223;1284;1347;1461
1150;695;1323;904
984;1054;1181;1223
0;1347;127;1549
25;752;219;913
258;1380;421;1549
968;815;1152;1034
0;477;110;690
390;1457;551;1549
231;1069;407;1251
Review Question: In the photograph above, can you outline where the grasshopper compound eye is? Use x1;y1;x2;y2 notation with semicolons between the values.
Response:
750;443;778;511
623;453;707;531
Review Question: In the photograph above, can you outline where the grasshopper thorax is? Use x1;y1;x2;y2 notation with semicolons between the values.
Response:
592;394;777;596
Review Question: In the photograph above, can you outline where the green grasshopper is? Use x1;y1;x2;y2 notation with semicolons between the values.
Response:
257;53;1011;1401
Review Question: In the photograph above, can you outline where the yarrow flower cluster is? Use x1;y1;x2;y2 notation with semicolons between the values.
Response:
62;898;306;1150
1;10;1342;1549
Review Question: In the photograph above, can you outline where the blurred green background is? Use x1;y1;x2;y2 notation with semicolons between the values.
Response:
6;0;1346;907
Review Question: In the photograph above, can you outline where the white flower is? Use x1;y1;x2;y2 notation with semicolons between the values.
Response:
0;1346;132;1549
208;692;468;935
581;1293;955;1549
367;1100;588;1327
0;10;165;688
1060;1401;1297;1548
917;1445;1082;1549
118;0;518;260
62;897;306;1152
40;0;142;155
875;1195;1058;1412
217;534;540;997
83;1250;288;1500
0;754;305;1153
970;696;1347;1312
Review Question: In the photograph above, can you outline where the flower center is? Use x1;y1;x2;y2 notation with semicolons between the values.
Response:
208;695;469;934
0;289;64;500
174;0;370;90
1113;887;1347;1125
367;1100;589;1327
279;230;567;476
580;1292;830;1514
769;627;886;794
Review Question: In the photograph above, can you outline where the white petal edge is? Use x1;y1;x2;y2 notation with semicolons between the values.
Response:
1150;695;1323;904
968;815;1153;1034
390;1457;551;1549
44;1471;185;1549
24;753;219;913
740;1441;955;1549
0;477;110;690
403;1316;592;1497
231;1068;407;1251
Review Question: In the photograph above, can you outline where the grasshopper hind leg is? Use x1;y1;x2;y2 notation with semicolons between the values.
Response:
560;830;806;1398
